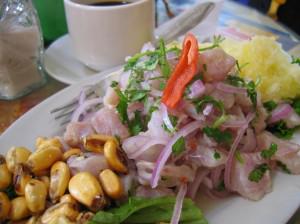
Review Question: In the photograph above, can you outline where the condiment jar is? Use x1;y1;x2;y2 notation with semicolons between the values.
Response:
0;0;46;100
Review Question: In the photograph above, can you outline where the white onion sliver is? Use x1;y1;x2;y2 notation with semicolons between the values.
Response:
188;80;206;99
71;98;102;122
224;112;255;190
161;103;175;132
269;103;293;124
129;138;169;159
170;183;187;224
151;121;204;188
216;82;247;95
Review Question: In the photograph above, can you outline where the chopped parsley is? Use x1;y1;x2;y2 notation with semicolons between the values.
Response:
236;60;249;73
260;143;278;159
267;120;295;140
292;98;300;116
158;39;171;77
111;82;129;124
213;151;221;160
226;75;246;87
291;56;300;65
172;137;185;156
203;127;232;144
199;35;225;51
192;95;227;127
246;80;258;107
162;115;178;134
263;100;278;112
129;111;146;136
235;151;244;164
248;163;269;183
276;161;291;174
126;89;149;102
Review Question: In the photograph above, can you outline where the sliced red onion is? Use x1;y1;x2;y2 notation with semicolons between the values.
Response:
188;80;206;99
71;98;102;122
221;118;247;129
167;51;178;60
216;82;247;95
187;169;209;199
224;112;255;190
78;90;86;106
129;138;168;159
151;121;204;188
161;103;176;132
150;89;163;97
211;165;224;188
269;103;293;124
170;183;187;224
203;177;213;189
203;103;213;116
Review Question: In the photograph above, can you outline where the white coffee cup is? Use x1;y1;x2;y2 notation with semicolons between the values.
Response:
64;0;155;71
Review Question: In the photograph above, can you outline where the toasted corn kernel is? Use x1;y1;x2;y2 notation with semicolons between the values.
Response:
36;137;63;151
10;197;30;221
41;202;79;224
60;194;77;205
83;134;118;153
103;140;128;173
0;155;12;190
26;146;62;173
13;164;32;196
49;161;70;203
99;169;124;199
62;148;82;161
69;172;106;211
26;216;40;224
0;192;11;221
6;147;31;172
76;211;94;224
38;176;50;192
25;179;47;213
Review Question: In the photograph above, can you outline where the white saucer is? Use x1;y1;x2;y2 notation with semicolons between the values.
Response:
44;35;99;85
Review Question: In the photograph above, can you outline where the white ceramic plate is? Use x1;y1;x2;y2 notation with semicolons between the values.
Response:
44;35;101;85
1;70;300;224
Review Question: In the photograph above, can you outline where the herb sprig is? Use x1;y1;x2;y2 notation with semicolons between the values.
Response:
248;163;269;183
199;35;225;51
260;143;278;159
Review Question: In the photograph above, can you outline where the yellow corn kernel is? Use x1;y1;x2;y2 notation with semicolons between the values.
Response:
36;137;63;151
83;134;118;153
49;161;70;203
60;194;77;205
38;176;50;192
68;172;106;212
0;192;11;221
103;140;128;173
6;147;31;172
13;164;32;196
62;148;82;161
25;179;47;213
10;197;31;221
76;211;94;224
41;202;79;224
0;155;12;190
26;146;62;173
99;169;124;199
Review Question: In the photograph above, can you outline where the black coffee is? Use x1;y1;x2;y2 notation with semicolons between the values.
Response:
89;1;131;6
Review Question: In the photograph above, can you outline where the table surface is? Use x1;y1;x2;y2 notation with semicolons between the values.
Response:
1;0;300;223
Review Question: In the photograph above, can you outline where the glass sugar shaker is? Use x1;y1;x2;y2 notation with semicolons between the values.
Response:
0;0;46;100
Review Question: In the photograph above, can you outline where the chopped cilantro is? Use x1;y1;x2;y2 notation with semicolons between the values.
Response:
216;181;225;192
213;151;221;160
158;39;171;77
172;137;185;156
267;120;295;140
226;75;245;87
292;98;300;116
192;95;227;127
246;80;258;107
276;161;291;174
129;111;145;136
124;50;159;71
260;143;278;159
126;89;149;102
248;163;269;183
235;151;244;164
203;126;232;144
263;100;278;112
199;35;225;51
111;84;129;124
159;82;166;91
291;56;300;65
162;115;178;134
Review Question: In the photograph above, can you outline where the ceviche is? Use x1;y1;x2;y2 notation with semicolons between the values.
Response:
1;33;300;224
